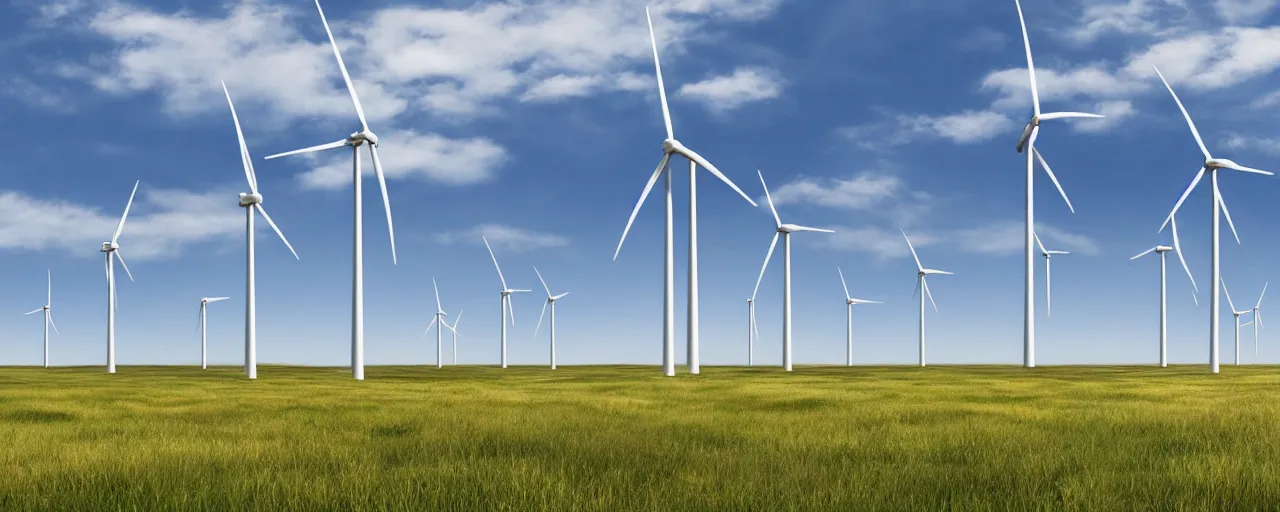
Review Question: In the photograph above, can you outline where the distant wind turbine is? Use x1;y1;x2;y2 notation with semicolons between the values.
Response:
1130;215;1198;367
444;310;464;365
1222;278;1252;366
746;281;764;366
902;230;952;367
23;270;58;368
1034;233;1070;317
421;278;447;369
1153;65;1274;374
484;236;530;367
196;296;230;370
837;267;880;366
753;170;836;372
102;180;139;374
532;267;569;370
1012;0;1104;368
1251;284;1266;360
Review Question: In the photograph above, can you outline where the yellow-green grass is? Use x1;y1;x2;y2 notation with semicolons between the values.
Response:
1;365;1279;511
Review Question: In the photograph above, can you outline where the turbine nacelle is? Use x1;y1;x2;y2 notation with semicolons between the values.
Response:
1155;245;1174;253
349;129;378;147
778;224;804;233
101;241;118;252
661;138;685;156
238;192;263;207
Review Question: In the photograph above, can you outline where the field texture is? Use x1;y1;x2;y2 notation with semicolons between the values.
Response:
1;365;1279;511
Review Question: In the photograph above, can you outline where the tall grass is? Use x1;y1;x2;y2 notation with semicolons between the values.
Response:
1;365;1278;510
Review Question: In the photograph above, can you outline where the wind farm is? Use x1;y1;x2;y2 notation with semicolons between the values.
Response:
5;0;1280;509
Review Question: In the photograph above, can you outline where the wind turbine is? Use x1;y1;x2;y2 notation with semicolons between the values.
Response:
1034;233;1070;317
1222;278;1252;366
532;267;569;370
223;81;299;380
1251;284;1266;360
902;230;952;367
264;0;396;381
196;297;230;370
421;278;447;369
444;309;464;365
1130;215;1198;367
484;236;530;367
1012;0;1104;368
746;283;764;366
614;6;758;377
102;180;139;374
837;267;881;367
752;169;835;372
23;270;58;368
1153;65;1273;374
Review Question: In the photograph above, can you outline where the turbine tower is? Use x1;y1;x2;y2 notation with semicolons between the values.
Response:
196;297;230;370
223;81;299;380
1012;0;1104;368
1130;215;1198;367
23;270;59;368
1153;65;1273;374
1222;278;1251;366
102;180;139;374
1034;233;1070;317
902;230;952;367
614;6;758;377
265;0;397;381
753;169;835;372
484;236;530;367
533;267;570;370
837;267;881;366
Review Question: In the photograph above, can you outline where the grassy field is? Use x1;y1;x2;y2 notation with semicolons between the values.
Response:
1;365;1279;511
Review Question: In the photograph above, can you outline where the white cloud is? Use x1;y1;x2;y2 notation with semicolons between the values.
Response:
766;174;903;209
823;226;940;261
1066;0;1191;43
2;77;73;113
952;221;1100;256
1214;0;1279;24
520;74;604;102
1222;133;1280;155
1125;28;1280;91
434;224;569;252
839;109;1015;148
298;131;508;189
0;187;243;261
1071;100;1136;133
678;67;783;111
981;65;1147;112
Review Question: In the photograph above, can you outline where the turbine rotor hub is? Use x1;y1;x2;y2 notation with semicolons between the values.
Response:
238;192;263;207
662;138;684;155
350;130;379;147
101;241;118;252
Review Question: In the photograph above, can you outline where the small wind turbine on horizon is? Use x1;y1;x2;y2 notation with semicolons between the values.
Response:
444;310;464;365
532;267;569;370
23;270;59;368
223;81;299;380
753;169;835;372
903;230;951;367
102;180;139;374
1034;233;1070;317
746;284;763;366
196;297;230;370
265;0;397;381
837;267;880;367
421;278;447;369
1012;0;1104;368
1130;215;1198;367
1153;64;1274;374
484;236;530;368
614;6;758;378
1250;284;1266;360
1222;278;1252;366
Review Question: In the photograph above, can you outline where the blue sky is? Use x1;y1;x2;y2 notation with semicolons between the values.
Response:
2;0;1280;369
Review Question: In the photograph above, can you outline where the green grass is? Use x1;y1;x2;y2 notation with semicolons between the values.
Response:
2;365;1279;511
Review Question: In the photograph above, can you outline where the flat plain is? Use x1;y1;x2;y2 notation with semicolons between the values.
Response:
1;365;1278;511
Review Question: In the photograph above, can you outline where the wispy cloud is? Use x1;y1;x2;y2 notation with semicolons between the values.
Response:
435;224;569;253
678;67;783;111
298;131;508;189
838;109;1015;148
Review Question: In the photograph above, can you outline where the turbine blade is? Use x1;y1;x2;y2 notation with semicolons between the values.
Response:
23;308;42;316
197;304;203;335
682;148;756;207
48;313;59;335
552;292;569;300
837;267;851;300
1046;257;1053;318
221;80;258;192
454;309;464;330
433;277;443;314
369;145;397;264
1048;250;1070;255
47;269;51;306
483;236;509;290
752;232;780;301
645;6;674;140
264;139;348;160
923;277;938;313
850;299;883;304
1171;217;1199;298
790;225;835;233
1258;282;1268;308
208;297;231;302
1130;247;1157;260
1038;112;1106;121
750;310;760;345
901;230;924;272
1034;148;1075;214
113;180;140;243
115;251;135;282
421;316;438;339
1152;66;1211;160
913;275;920;298
254;204;300;260
924;269;954;275
533;266;552;297
1160;167;1205;233
507;296;517;327
1034;232;1047;255
533;299;548;344
1014;0;1039;116
614;154;671;260
314;0;368;130
1016;122;1034;153
1224;161;1274;176
757;170;782;228
1222;277;1237;313
1215;181;1241;245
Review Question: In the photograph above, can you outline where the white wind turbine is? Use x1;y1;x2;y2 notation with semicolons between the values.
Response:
902;230;952;367
614;6;758;377
444;310;464;365
1222;278;1252;366
1250;284;1266;360
1012;0;1104;368
421;278;447;369
103;180;139;374
23;270;58;368
1130;215;1198;367
1153;65;1273;374
484;236;530;367
532;267;569;370
223;82;299;380
1034;233;1070;317
196;297;230;370
265;0;396;381
746;282;764;366
837;267;881;367
753;169;835;372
